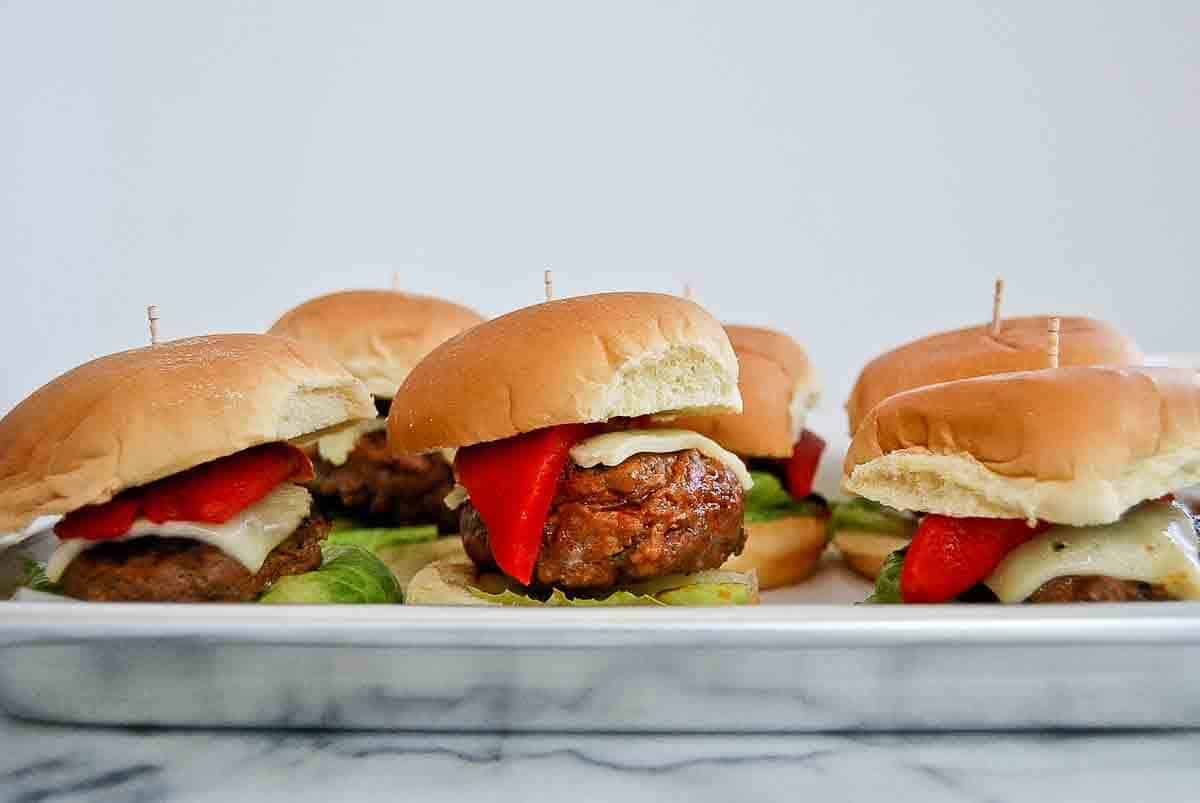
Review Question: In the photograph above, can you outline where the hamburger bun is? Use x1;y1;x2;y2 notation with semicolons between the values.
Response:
833;530;910;580
844;366;1200;526
388;292;742;454
269;290;484;398
845;316;1142;434
669;325;818;459
721;515;828;589
0;334;375;533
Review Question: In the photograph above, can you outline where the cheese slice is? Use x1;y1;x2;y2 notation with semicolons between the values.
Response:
569;429;753;490
444;484;470;511
46;484;314;583
316;418;386;466
984;501;1200;602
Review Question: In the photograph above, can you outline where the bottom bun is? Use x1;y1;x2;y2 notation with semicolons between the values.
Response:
833;530;911;581
721;515;829;590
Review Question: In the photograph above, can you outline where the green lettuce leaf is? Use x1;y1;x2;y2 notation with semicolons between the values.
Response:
21;558;62;596
260;544;402;604
830;497;916;537
465;568;757;607
326;525;439;552
744;471;825;523
865;546;907;604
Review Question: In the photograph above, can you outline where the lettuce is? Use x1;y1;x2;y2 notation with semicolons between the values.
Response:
260;544;402;604
744;471;825;523
865;547;906;604
408;558;760;606
20;558;62;596
830;497;916;537
325;525;439;552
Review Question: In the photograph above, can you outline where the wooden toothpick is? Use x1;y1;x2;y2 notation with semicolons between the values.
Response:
683;282;695;302
1047;316;1061;368
543;270;554;302
991;278;1005;336
147;305;161;346
392;271;402;291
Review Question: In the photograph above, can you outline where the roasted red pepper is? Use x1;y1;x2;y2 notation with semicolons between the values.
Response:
900;514;1049;603
785;429;825;498
55;443;313;541
455;424;594;585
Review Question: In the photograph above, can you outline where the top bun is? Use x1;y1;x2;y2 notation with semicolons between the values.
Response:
0;334;375;533
388;292;742;454
845;316;1142;434
269;290;485;398
667;325;818;458
844;366;1200;526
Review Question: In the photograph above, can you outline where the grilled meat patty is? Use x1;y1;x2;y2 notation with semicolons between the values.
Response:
1027;575;1170;603
462;449;746;589
310;428;456;529
59;514;329;602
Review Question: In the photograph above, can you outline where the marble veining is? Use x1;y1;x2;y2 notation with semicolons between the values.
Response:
2;716;1199;803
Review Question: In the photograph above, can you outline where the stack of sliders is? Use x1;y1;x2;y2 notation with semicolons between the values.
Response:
269;290;484;586
393;292;761;605
667;325;828;589
0;334;409;603
835;314;1142;580
845;362;1200;604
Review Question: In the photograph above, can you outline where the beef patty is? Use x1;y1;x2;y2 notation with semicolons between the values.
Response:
59;514;329;602
1027;575;1170;603
461;449;746;589
310;428;456;529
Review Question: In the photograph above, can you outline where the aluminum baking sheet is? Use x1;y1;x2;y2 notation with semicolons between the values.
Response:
2;540;1200;732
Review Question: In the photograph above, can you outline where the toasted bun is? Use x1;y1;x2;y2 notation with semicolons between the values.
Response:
667;325;818;458
844;366;1200;526
721;515;828;589
389;293;742;453
846;316;1142;434
269;290;484;398
0;334;375;533
833;530;910;581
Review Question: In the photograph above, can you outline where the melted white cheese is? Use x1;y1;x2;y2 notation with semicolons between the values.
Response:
316;418;386;467
444;484;470;511
984;501;1200;602
46;484;314;583
569;429;754;490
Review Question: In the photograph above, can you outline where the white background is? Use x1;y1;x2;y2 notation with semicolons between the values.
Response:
2;1;1197;418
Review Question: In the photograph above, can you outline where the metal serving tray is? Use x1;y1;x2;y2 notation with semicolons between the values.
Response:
3;590;1200;731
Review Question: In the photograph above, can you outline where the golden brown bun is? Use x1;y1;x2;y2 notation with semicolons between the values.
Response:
833;530;910;581
268;290;484;398
721;515;828;589
388;293;742;453
667;325;818;459
845;316;1142;434
0;334;375;533
844;366;1200;525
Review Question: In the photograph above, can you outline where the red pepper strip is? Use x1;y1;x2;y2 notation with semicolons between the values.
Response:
785;429;826;498
53;494;142;541
55;443;314;541
455;424;594;586
900;514;1050;603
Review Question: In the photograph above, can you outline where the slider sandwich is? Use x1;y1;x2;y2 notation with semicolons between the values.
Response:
0;335;379;602
845;366;1200;603
393;292;760;605
836;316;1142;580
269;290;484;530
667;326;828;589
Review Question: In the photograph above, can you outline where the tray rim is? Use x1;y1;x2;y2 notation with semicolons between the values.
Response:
4;601;1200;649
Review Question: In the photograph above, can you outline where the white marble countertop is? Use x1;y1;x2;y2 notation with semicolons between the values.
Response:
3;716;1198;802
